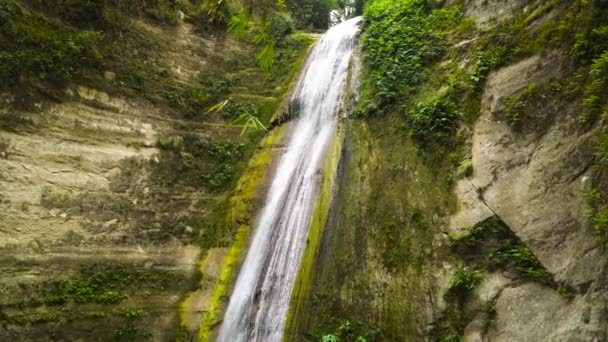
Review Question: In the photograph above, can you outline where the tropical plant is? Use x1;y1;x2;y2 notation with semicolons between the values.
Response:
321;335;339;342
233;110;267;135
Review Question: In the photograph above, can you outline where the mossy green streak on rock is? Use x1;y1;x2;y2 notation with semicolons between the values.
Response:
176;124;288;341
285;123;345;341
198;224;250;341
292;115;456;341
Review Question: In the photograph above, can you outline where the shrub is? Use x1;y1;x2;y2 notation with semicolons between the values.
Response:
0;2;103;84
450;267;484;292
165;86;209;118
409;96;460;149
268;11;295;40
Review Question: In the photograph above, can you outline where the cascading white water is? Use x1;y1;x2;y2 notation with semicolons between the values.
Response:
216;17;362;342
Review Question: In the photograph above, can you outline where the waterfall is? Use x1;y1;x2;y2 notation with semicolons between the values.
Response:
216;17;362;342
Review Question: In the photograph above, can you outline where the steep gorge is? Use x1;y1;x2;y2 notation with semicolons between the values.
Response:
1;0;608;341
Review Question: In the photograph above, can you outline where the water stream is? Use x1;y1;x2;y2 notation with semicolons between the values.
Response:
217;17;362;342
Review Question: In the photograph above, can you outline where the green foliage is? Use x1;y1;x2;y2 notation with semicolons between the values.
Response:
455;160;473;178
227;11;249;39
580;50;608;125
164;86;209;118
198;0;231;24
359;0;459;111
554;0;608;61
503;83;542;127
41;265;186;306
449;216;555;286
482;301;496;329
268;11;295;40
321;335;339;342
257;41;276;70
470;52;495;92
233;111;268;135
157;133;245;191
450;267;484;292
320;321;368;342
440;335;465;342
227;3;295;70
286;0;335;29
509;246;552;283
0;1;102;84
585;188;608;247
408;96;460;149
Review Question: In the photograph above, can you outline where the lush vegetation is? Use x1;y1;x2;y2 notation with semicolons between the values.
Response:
0;1;102;84
40;265;187;306
358;0;458;112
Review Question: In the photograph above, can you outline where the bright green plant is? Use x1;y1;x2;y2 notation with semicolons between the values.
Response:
321;335;339;342
233;110;268;135
581;50;608;125
509;246;551;283
450;267;484;292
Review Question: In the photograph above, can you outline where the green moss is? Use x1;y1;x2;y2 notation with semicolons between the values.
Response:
198;224;249;341
296;112;457;340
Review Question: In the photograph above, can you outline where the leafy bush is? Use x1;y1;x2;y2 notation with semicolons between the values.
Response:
269;11;295;40
0;2;103;84
198;0;231;25
286;0;334;29
408;96;460;149
321;335;339;342
320;320;367;342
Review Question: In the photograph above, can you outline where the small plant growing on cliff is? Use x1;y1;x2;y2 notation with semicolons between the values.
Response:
233;110;267;135
321;335;339;342
580;50;608;125
450;267;484;292
409;96;460;149
503;83;542;128
509;246;551;283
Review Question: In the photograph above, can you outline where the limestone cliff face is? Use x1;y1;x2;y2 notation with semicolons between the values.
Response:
449;2;608;341
452;51;608;342
0;8;309;339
